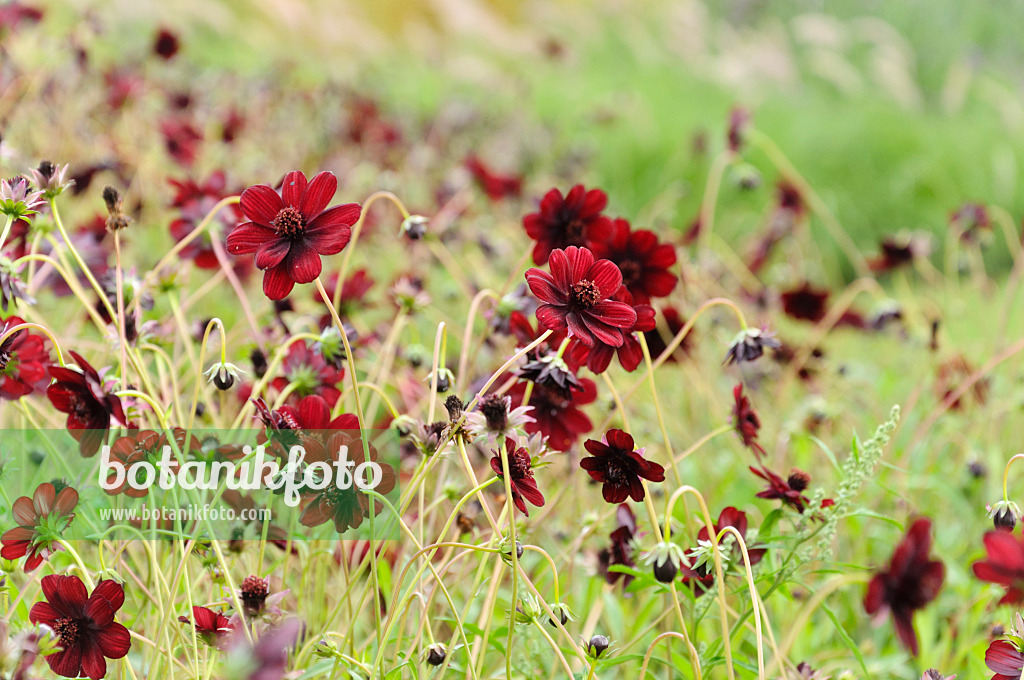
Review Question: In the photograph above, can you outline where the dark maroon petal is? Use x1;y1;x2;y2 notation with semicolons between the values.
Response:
548;248;572;292
298;395;330;429
564;246;595;283
46;644;83;678
987;640;1024;675
583;439;610;457
584;315;625;348
306;202;361;231
603;482;630;504
85;595;115;628
280;171;308;209
29;600;60;625
627;475;646;502
525;269;565;305
255;238;291;270
95;622;132;659
299;171;337;221
54;487;80;516
892;609;919;656
91;579;126;611
586;260;623;298
517;478;545;507
590;300;637;329
285;245;323;284
240;185;283;226
227;222;277;255
262;264;296;300
535;304;568;331
11;495;36;525
566;311;598;347
81;641;107;680
604;429;634;452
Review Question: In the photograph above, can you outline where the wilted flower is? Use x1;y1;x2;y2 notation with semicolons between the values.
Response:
28;160;73;200
724;327;781;365
466;394;534;443
732;383;765;458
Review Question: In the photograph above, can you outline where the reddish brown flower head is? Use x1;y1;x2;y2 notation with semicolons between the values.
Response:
299;433;397;534
29;575;131;679
152;27;180;59
270;340;345;406
227;171;360;300
465;155;522;201
973;530;1024;605
317;269;374;321
987;639;1024;680
567;290;656;374
750;465;810;512
239;575;270;616
864;518;945;656
732;383;765;458
0;482;78;571
489;437;545;516
507;378;595;452
870;234;928;273
523;185;612;265
587;218;678;304
681;506;766;590
179;606;235;649
581;429;665;504
780;283;829;323
47;351;127;457
168;172;245;271
0;315;51;399
598;504;637;587
526;246;637;348
160;117;203;167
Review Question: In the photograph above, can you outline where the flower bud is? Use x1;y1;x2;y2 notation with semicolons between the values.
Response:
400;214;429;240
425;643;446;666
653;556;678;583
585;634;610;659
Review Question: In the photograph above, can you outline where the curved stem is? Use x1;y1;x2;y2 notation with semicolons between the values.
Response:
1003;453;1024;501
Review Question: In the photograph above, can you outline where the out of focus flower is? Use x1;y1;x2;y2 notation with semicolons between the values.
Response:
28;160;73;200
0;177;44;221
587;218;677;304
178;606;235;649
160;118;203;167
168;172;244;270
680;506;766;591
780;283;829;323
973;529;1024;605
732;383;765;458
598;504;636;587
863;518;944;656
724;327;781;365
523;185;611;265
507;377;595;452
153;27;180;59
987;639;1024;680
0;315;50;399
464;155;522;201
749;466;810;512
227;171;360;300
270;339;344;406
47;351;127;456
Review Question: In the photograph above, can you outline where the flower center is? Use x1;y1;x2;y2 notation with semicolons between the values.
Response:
239;575;269;613
618;260;641;287
605;464;629;487
507;448;531;479
479;395;508;431
52;617;80;647
272;206;306;237
564;218;587;243
0;349;15;374
68;394;94;421
570;280;602;310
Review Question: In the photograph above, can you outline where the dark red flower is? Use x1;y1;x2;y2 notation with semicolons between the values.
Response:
780;283;829;323
863;518;945;656
581;429;665;503
973;530;1024;605
526;246;637;348
951;203;991;243
227;171;360;300
727;107;750;153
168;172;245;271
732;383;765;457
47;352;127;457
750;466;809;512
986;640;1024;680
587;218;678;304
464;155;522;201
507;377;595;452
316;269;374;328
681;506;766;590
523;185;612;265
346;98;401;149
29;575;131;679
160;117;203;167
299;433;396;533
870;235;924;273
508;309;567;356
179;606;235;649
598;504;636;587
0;315;50;399
0;482;78;571
567;290;656;373
152;27;180;59
0;2;41;33
270;340;345;406
489;437;545;516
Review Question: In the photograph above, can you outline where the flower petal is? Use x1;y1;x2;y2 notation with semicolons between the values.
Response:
300;171;337;221
285;245;323;284
535;304;568;332
280;171;307;209
586;259;623;298
239;185;282;226
525;269;566;305
95;622;132;659
227;222;277;255
262;264;295;300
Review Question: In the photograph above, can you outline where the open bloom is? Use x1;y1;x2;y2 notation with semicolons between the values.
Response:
227;170;360;300
864;518;945;656
526;246;636;348
508;377;595;452
987;639;1024;680
0;481;78;570
973;529;1024;605
523;185;611;265
750;466;810;512
587;218;678;304
567;289;656;373
489;437;545;516
168;172;244;270
47;351;127;456
780;283;829;323
581;429;665;503
680;506;766;590
29;575;131;679
178;606;236;649
0;315;50;399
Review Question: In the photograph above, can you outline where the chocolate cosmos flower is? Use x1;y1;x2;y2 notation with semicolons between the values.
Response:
581;429;665;503
46;351;127;457
227;171;360;300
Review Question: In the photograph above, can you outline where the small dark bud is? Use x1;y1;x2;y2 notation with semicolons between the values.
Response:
401;215;429;240
444;395;464;421
968;460;986;479
194;401;206;417
653;557;678;583
37;160;55;181
995;507;1018;532
435;372;451;393
992;624;1006;638
213;367;235;391
102;185;131;231
504;541;524;560
548;608;570;627
250;348;268;378
586;634;610;659
102;186;120;211
425;643;446;666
